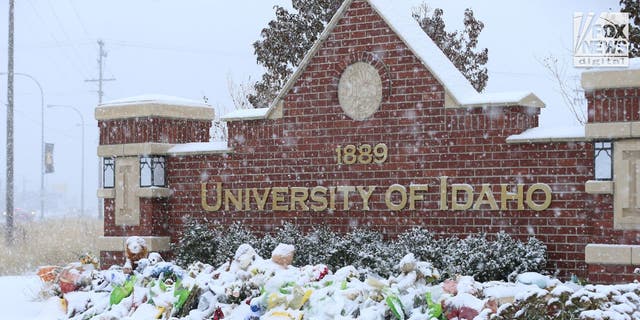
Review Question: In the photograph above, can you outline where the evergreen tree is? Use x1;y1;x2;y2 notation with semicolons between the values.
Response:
620;0;640;57
250;0;489;107
412;5;488;92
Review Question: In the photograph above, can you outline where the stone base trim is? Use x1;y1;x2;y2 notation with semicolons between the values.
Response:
585;121;640;139
137;187;172;198
98;236;171;252
97;188;116;199
585;180;614;194
585;244;640;265
98;143;175;157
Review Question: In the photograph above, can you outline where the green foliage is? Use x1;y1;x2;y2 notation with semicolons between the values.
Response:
217;222;258;263
172;222;546;282
250;0;342;107
438;232;547;282
171;219;221;266
412;5;489;92
621;0;640;57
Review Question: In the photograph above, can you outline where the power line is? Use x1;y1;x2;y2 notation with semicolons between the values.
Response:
66;0;90;37
24;0;91;79
43;0;93;78
106;39;241;56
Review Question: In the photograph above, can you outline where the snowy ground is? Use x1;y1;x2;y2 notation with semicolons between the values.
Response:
0;276;48;319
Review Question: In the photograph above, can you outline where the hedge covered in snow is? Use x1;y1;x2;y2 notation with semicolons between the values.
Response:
173;222;546;282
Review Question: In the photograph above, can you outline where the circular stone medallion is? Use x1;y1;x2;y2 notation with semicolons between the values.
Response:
338;62;383;120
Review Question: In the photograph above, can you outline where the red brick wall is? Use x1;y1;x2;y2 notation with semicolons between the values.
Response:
99;118;210;145
586;88;640;123
588;264;640;283
103;198;170;237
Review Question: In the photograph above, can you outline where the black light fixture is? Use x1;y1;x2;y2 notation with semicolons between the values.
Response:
140;156;166;187
594;141;613;181
103;157;115;188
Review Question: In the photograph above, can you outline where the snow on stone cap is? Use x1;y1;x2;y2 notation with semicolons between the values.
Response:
100;94;210;108
506;125;586;144
581;57;640;90
221;108;269;122
168;141;231;155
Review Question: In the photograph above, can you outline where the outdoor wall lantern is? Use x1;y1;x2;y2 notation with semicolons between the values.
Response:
140;155;166;187
103;157;115;189
594;141;613;181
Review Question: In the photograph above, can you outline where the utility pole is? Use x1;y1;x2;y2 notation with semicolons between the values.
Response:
86;39;115;219
5;0;15;245
85;40;115;105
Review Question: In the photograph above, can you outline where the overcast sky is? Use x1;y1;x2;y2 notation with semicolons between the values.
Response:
0;0;620;216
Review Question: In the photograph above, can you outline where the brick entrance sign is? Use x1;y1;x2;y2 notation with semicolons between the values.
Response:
96;0;640;283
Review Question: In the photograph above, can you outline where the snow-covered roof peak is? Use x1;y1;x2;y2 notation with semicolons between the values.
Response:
224;0;544;121
367;0;544;108
100;94;210;108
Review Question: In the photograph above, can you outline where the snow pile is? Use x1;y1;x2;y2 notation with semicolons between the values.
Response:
32;243;640;320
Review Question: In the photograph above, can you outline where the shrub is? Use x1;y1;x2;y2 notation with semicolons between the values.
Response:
216;222;258;266
172;223;547;282
172;219;220;266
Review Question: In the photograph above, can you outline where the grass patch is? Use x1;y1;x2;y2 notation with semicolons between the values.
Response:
0;217;102;276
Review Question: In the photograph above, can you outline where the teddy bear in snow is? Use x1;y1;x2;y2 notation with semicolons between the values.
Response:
123;236;148;274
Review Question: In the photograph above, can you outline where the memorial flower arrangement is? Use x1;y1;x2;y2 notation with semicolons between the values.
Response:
31;236;640;319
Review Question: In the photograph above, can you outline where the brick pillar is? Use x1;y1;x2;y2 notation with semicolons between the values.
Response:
583;66;640;282
95;96;214;268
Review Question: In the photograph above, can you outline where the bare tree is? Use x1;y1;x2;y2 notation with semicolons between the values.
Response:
540;55;586;125
210;75;257;142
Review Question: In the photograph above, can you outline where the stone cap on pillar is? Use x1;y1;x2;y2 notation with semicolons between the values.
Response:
95;94;215;121
581;58;640;91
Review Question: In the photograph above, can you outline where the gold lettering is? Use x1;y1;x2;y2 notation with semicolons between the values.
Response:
440;176;448;210
385;184;407;211
451;184;473;210
244;189;250;211
310;187;328;212
290;187;310;211
329;187;336;211
271;187;289;211
201;182;222;211
224;188;243;211
526;183;552;211
473;184;498;210
500;184;524;210
337;186;355;210
409;184;429;210
252;188;271;211
357;186;376;210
